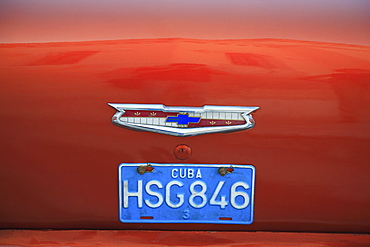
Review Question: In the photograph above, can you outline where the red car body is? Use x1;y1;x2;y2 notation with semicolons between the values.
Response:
1;0;369;245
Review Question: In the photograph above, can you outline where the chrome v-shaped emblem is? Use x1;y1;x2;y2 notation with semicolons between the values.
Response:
108;104;259;137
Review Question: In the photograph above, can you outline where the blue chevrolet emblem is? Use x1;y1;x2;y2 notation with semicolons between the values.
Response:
166;114;201;125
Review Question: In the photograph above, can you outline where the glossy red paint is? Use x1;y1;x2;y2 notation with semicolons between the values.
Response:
1;38;369;232
1;230;370;246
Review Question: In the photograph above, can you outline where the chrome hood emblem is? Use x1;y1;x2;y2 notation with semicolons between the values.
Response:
108;104;259;137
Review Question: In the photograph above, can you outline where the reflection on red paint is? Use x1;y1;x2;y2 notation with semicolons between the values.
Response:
28;51;100;66
226;53;279;69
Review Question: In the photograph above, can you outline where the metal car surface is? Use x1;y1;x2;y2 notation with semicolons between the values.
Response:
0;0;369;238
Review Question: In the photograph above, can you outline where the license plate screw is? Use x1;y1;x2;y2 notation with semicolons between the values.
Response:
218;167;234;176
137;165;154;175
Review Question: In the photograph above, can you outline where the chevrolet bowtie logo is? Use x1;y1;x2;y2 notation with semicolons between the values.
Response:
166;114;201;125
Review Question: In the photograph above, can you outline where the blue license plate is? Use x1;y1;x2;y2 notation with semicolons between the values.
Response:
118;163;255;224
